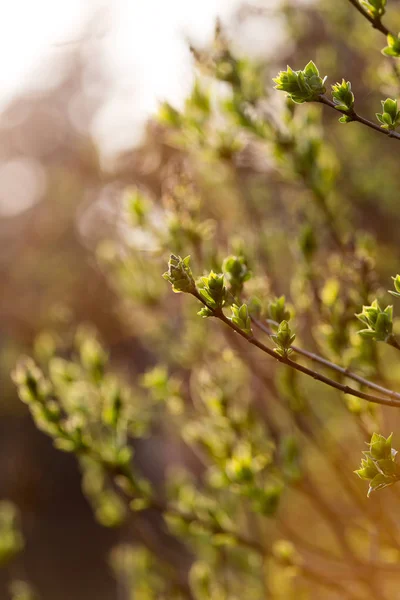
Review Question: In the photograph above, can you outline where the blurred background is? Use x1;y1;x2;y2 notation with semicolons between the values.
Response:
2;0;400;598
0;2;271;597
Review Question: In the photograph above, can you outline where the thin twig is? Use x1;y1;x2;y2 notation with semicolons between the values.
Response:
388;335;400;351
346;0;390;35
191;291;400;408
252;316;400;402
318;95;400;141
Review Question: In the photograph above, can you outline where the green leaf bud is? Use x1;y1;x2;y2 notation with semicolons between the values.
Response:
356;300;393;342
198;271;227;310
382;33;400;58
355;433;400;495
360;0;386;19
158;101;181;127
376;98;400;130
230;303;253;335
273;62;327;104
163;254;196;294
389;274;400;298
222;255;252;295
331;79;354;112
369;432;393;460
271;320;296;357
251;482;283;516
268;296;291;326
0;502;24;567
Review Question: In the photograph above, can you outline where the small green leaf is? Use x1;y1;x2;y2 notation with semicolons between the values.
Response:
230;303;253;335
368;473;393;496
360;0;386;19
381;32;400;58
356;300;393;342
389;274;400;297
271;320;296;357
331;80;354;112
197;306;214;318
197;271;227;310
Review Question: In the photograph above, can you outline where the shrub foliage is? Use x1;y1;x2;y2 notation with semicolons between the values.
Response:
7;0;400;597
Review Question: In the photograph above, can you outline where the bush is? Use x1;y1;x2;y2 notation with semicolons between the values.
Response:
7;1;400;597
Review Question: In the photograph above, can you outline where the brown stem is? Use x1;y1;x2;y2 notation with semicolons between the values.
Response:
252;316;400;403
347;0;390;36
192;291;400;407
318;95;400;141
388;334;400;351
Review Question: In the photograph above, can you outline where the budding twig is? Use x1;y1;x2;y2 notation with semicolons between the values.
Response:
346;0;391;36
252;316;400;403
191;290;400;408
318;95;400;141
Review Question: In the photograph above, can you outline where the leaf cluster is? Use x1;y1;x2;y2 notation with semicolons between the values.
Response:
273;61;327;104
355;433;400;495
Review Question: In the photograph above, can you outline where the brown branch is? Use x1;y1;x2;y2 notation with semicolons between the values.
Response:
318;95;400;141
191;291;400;408
346;0;390;36
252;316;400;403
388;335;400;352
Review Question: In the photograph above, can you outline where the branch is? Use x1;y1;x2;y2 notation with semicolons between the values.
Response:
346;0;391;36
388;335;400;351
191;291;400;408
318;95;400;141
252;316;400;403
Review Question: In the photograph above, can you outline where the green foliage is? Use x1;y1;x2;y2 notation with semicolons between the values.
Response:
279;436;302;483
356;299;393;342
268;296;291;327
110;545;179;599
11;3;400;597
229;303;253;335
271;321;296;357
272;539;299;567
298;224;317;261
360;0;386;19
189;562;214;599
389;274;400;297
376;98;400;130
331;80;355;123
197;271;227;312
124;188;151;227
222;255;252;297
331;79;354;112
12;332;144;472
0;502;37;599
382;32;400;57
355;433;400;495
162;254;196;294
158;101;182;128
0;502;24;567
273;61;327;104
